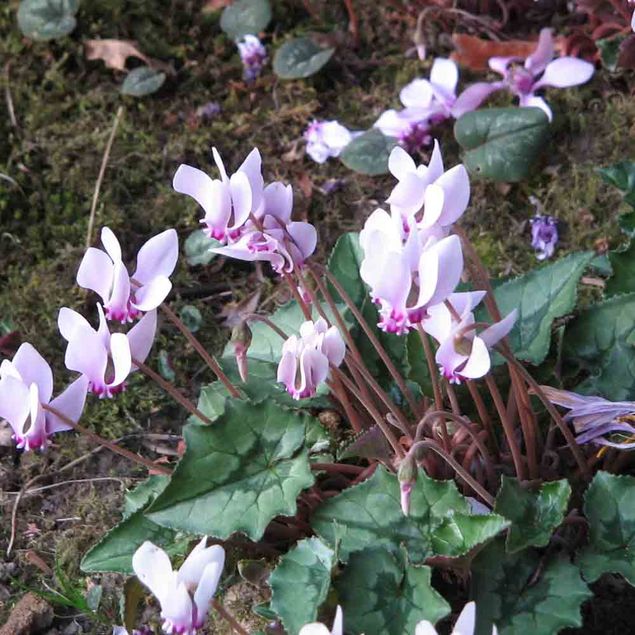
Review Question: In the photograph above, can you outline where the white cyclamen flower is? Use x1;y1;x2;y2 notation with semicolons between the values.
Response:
416;602;498;635
299;605;343;635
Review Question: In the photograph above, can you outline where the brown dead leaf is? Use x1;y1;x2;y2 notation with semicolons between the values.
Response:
202;0;232;12
451;33;564;71
84;39;150;72
297;172;313;200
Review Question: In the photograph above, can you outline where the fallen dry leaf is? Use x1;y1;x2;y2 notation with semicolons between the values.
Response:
84;39;150;72
202;0;232;12
451;33;564;71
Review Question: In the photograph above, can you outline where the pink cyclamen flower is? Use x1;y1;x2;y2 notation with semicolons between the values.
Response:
58;305;156;398
173;147;264;242
304;120;354;164
77;227;178;323
133;538;225;635
540;386;635;449
416;601;498;635
237;34;267;82
0;343;88;451
360;209;464;335
453;28;594;121
386;142;470;234
423;292;517;384
277;318;345;400
299;606;343;635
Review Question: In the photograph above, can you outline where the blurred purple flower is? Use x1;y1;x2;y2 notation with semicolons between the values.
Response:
541;386;635;450
529;214;558;260
237;34;267;82
0;343;88;451
304;120;354;164
195;102;221;120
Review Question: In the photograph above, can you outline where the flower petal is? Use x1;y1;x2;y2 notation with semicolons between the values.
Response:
480;309;517;348
132;276;172;312
388;146;416;179
237;147;264;210
12;343;54;403
524;28;554;75
77;248;114;302
100;227;122;262
435;164;470;227
399;78;434;109
263;182;293;224
451;81;505;118
331;605;343;635
134;229;179;284
287;221;317;261
128;310;157;366
47;375;89;433
178;538;225;589
534;57;594;89
322;327;346;366
58;307;93;342
229;171;253;229
192;561;223;626
415;621;439;635
417;234;463;308
0;375;30;436
109;333;132;387
387;172;426;217
430;57;459;98
488;56;516;76
460;337;491;379
453;601;477;635
132;541;174;602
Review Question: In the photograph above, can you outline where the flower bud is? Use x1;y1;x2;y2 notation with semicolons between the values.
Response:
231;323;252;383
397;453;418;516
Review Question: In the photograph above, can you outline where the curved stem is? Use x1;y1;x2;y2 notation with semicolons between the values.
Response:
212;599;249;635
245;313;288;340
43;405;172;475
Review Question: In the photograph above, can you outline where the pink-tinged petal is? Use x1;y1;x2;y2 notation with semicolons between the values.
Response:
537;385;603;410
128;310;157;366
422;303;453;343
58;307;92;342
263;182;293;224
371;251;411;310
133;541;174;602
134;229;179;284
301;348;329;396
106;260;132;320
421;183;445;229
96;303;111;347
132;276;172;312
430;57;459;98
445;290;487;318
374;109;410;138
388;146;416;179
451;81;505;118
192;561;223;626
47;375;89;433
100;227;122;263
524;28;554;75
331;605;343;635
27;384;47;446
109;333;132;387
488;56;516;76
480;309;517;348
387;172;426;217
435;164;470;227
173;165;229;226
320;121;353;153
12;343;53;403
460;336;491;379
0;375;30;436
162;581;194;633
518;94;552;121
425;139;444;183
436;336;466;381
399;79;434;109
453;601;477;635
178;538;225;589
632;9;635;31
415;621;438;635
417;235;463;307
238;147;264;209
534;57;595;89
212;147;229;182
64;328;107;387
322;326;345;366
287;221;317;261
77;248;114;302
299;625;331;635
229;171;253;229
277;350;298;391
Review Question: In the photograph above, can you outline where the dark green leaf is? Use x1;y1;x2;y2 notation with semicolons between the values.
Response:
179;305;202;333
157;350;176;382
335;548;449;635
17;0;79;41
606;241;635;297
454;107;550;182
406;330;433;397
121;66;166;97
184;230;220;266
270;537;336;634
312;467;508;563
577;471;635;585
472;538;591;635
147;400;315;540
220;0;271;40
562;292;635;400
494;477;571;553
483;252;593;365
340;129;397;176
327;232;365;306
619;211;635;237
597;36;625;71
273;37;335;79
598;161;635;197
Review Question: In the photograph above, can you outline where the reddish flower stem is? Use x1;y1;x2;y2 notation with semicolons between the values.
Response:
212;599;249;635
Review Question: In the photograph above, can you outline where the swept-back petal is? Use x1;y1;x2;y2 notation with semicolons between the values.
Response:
287;221;317;261
518;94;553;121
453;601;477;635
229;171;253;229
417;235;463;307
12;343;54;404
128;310;157;366
192;561;223;626
387;172;427;217
435;164;470;227
132;277;172;312
480;309;517;348
133;541;174;602
263;182;293;224
534;57;594;89
0;376;30;436
430;57;459;97
460;336;491;379
399;78;434;109
47;375;89;433
178;538;225;589
452;81;505;118
100;227;122;262
58;308;93;342
415;621;439;635
109;333;132;387
77;248;114;302
134;229;179;284
322;327;345;366
525;28;554;75
388;145;416;179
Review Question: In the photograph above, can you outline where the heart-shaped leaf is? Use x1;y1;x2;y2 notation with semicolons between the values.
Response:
339;129;397;176
311;467;508;564
179;305;202;333
577;471;635;585
335;547;450;635
598;161;635;208
454;107;550;182
270;537;336;635
273;37;335;79
121;66;166;97
494;477;571;553
146;399;315;540
220;0;271;40
17;0;79;41
184;230;220;266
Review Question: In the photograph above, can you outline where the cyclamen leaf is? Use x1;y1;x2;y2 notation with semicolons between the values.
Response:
494;477;571;553
17;0;79;41
340;129;397;176
220;0;271;40
485;251;593;365
81;477;184;574
454;107;550;182
184;230;220;266
121;66;166;97
598;161;635;206
311;467;508;563
273;37;335;79
562;292;635;400
577;471;635;585
606;241;635;297
336;548;449;635
269;537;336;635
146;399;315;540
472;538;591;635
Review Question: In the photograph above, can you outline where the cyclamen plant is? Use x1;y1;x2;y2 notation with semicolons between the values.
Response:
7;138;635;634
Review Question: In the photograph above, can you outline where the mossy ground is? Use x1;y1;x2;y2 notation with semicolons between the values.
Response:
1;0;634;632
